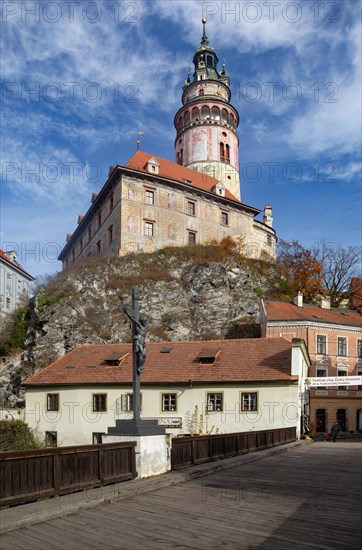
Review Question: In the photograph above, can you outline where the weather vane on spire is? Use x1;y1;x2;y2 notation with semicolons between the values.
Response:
201;17;209;45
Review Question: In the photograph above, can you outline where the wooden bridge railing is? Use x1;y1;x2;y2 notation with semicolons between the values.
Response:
0;442;137;507
171;427;296;470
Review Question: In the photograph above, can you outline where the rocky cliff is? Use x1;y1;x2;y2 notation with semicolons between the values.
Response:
0;244;284;407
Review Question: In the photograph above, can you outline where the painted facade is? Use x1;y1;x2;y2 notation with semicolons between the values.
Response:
58;23;276;268
261;296;362;433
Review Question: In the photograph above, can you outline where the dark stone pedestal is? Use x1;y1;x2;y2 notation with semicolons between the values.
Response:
107;419;166;436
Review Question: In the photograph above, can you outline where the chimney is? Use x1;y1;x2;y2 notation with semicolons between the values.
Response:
320;296;331;309
77;215;84;224
5;250;18;263
263;204;273;228
293;292;303;308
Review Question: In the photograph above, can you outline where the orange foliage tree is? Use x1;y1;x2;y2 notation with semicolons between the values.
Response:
277;240;324;303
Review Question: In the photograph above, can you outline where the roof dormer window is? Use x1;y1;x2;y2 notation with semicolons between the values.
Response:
146;157;160;175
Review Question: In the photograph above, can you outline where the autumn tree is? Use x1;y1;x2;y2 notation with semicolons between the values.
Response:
277;240;324;303
311;241;361;307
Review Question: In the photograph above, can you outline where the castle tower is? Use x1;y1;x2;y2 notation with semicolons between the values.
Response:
174;19;241;200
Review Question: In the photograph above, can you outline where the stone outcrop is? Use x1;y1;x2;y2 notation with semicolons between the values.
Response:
0;247;281;407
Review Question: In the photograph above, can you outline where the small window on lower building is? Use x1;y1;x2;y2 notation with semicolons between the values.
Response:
241;392;258;411
96;240;101;254
188;231;196;244
45;431;57;447
92;432;105;444
162;393;177;412
207;393;223;412
6;298;11;309
267;235;272;246
119;393;143;413
47;393;59;412
93;393;107;412
145;221;154;237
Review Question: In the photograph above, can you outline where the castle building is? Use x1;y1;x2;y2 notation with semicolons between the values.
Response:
58;21;276;269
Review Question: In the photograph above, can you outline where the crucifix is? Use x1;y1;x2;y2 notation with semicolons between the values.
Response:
122;287;151;423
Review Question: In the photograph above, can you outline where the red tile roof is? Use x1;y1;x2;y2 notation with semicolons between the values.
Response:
0;249;34;279
124;151;244;205
264;300;362;327
24;338;297;386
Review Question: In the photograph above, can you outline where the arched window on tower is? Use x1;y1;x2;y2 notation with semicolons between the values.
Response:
225;144;230;164
207;55;214;67
201;106;210;120
220;142;225;162
230;113;235;128
192;107;199;122
221;109;229;124
184;111;190;128
211;106;220;121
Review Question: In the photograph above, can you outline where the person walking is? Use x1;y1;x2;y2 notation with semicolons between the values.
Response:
331;422;341;442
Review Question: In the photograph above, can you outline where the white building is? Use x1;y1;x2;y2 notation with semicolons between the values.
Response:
0;249;34;317
24;338;310;446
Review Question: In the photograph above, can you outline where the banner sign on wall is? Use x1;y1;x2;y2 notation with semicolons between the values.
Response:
305;376;362;387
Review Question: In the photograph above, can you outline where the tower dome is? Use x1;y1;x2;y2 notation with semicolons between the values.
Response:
174;19;241;200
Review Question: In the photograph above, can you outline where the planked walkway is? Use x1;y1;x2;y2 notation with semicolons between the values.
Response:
1;441;361;550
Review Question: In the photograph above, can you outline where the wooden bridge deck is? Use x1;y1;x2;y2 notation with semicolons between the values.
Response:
1;441;361;550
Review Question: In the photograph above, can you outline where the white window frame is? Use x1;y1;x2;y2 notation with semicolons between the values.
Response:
337;337;347;357
316;334;327;355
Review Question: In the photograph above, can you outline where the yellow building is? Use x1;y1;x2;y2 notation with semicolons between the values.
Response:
59;22;276;268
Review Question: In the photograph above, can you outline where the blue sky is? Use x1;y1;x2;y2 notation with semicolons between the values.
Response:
1;0;361;277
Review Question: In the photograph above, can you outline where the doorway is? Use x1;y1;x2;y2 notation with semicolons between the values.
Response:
336;409;347;432
316;409;326;432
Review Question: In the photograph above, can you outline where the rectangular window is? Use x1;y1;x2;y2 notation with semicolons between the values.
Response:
6;298;11;309
108;225;113;244
93;393;107;412
267;235;272;246
45;432;57;447
109;193;114;212
162;393;177;412
80;238;83;252
47;393;59;412
188;231;196;244
317;368;327;389
317;335;327;354
187;201;196;216
358;369;362;390
98;212;102;228
337;337;347;357
144;221;154;237
88;226;92;242
120;393;143;413
338;370;347;390
358;340;362;358
96;240;101;254
207;393;223;412
145;190;154;205
241;392;258;412
6;274;11;289
221;211;229;225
